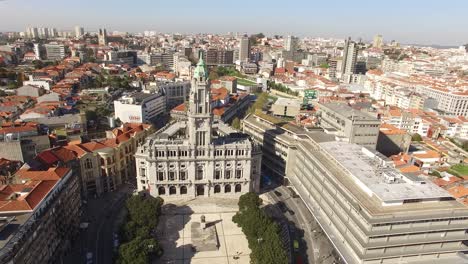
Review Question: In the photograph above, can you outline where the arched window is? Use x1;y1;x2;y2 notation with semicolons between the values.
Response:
225;184;231;193
158;186;166;195
169;186;176;195
180;186;187;195
235;184;241;193
214;185;221;193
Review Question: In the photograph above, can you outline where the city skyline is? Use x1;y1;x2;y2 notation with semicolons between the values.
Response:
1;0;468;46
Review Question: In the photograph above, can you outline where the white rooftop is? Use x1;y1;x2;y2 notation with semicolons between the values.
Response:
319;141;452;205
273;97;302;107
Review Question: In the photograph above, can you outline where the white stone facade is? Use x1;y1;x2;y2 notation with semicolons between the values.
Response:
135;57;261;198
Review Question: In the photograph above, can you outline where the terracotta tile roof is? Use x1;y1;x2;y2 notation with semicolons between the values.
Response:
380;123;407;135
51;147;77;163
15;167;70;181
24;180;57;209
413;150;440;159
398;165;421;173
63;144;88;157
172;103;187;112
447;186;468;199
433;176;462;187
36;151;59;166
79;141;109;152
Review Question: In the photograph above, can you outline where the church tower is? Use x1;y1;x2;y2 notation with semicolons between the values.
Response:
188;55;212;146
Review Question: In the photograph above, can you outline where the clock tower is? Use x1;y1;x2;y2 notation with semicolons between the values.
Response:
188;55;212;146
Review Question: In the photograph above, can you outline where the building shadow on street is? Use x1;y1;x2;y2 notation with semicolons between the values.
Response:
262;203;310;264
155;204;195;264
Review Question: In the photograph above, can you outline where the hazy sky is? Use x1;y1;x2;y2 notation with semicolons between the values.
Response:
1;0;467;46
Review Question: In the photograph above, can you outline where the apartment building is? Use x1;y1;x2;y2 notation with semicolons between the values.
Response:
0;167;81;264
64;123;152;196
317;102;381;148
414;86;468;116
382;109;431;137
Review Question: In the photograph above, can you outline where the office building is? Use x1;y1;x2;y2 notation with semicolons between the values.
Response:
286;140;468;264
238;36;251;62
32;43;43;60
373;34;384;48
135;57;262;197
44;43;65;60
26;27;39;39
317;102;381;148
105;50;137;65
153;81;190;110
284;35;299;52
74;26;84;38
204;48;234;66
114;92;166;123
271;98;302;117
98;28;108;46
243;112;468;263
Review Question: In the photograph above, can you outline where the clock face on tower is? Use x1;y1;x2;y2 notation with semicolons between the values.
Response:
196;119;204;128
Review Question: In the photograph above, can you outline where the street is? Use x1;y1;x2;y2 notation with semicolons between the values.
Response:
264;185;338;264
64;185;133;264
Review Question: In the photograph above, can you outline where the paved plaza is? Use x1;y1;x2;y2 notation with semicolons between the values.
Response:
155;197;251;264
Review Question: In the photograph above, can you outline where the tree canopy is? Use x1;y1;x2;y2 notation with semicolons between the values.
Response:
231;117;241;130
411;133;422;142
233;192;288;264
117;195;164;264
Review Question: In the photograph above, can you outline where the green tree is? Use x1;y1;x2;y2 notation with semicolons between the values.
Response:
233;193;288;264
319;63;329;69
411;133;423;142
231;117;241;130
118;236;161;264
85;110;97;121
209;70;219;80
126;195;164;230
32;60;44;69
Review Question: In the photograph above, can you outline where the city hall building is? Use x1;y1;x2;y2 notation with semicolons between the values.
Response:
135;57;261;197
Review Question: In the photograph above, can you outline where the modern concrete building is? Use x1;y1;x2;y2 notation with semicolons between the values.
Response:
317;102;381;148
105;50;137;65
135;57;262;198
44;43;65;61
238;36;251;62
243;112;468;264
114;91;166;123
153;81;190;110
204;48;234;66
287;140;468;264
377;123;412;156
342;37;359;83
284;35;299;52
271;98;302;117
